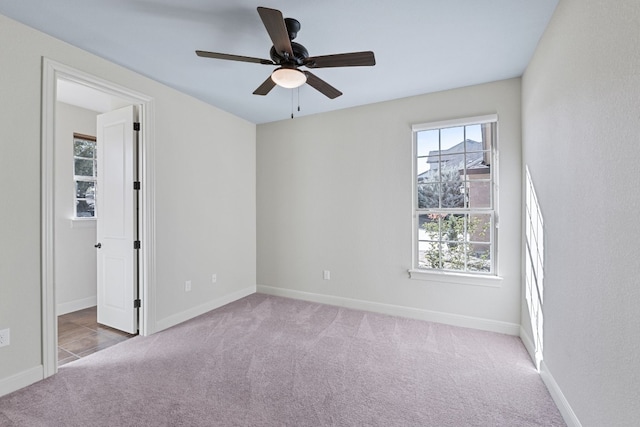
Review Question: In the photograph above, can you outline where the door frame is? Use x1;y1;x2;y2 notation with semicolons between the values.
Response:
41;58;156;378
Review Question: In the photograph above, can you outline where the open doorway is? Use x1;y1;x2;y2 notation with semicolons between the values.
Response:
54;85;137;365
57;307;136;366
41;59;156;378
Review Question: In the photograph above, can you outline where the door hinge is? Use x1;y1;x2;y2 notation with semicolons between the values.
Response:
134;240;141;250
133;181;141;190
134;299;141;308
133;122;141;131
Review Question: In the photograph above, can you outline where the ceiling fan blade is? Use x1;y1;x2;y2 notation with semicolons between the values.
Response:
304;51;376;68
304;71;342;99
253;76;277;96
257;7;294;58
196;50;274;65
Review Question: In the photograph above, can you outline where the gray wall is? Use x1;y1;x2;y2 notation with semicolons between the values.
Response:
54;102;98;314
0;13;256;393
257;78;522;331
522;0;640;424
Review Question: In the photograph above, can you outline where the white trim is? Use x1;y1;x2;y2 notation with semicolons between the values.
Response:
540;361;583;427
0;365;43;398
407;269;503;287
519;325;536;364
41;57;57;379
139;95;157;336
257;285;520;335
41;58;156;379
155;286;256;332
411;114;498;132
69;218;96;228
57;296;97;316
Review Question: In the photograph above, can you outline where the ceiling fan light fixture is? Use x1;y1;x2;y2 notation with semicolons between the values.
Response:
271;67;306;88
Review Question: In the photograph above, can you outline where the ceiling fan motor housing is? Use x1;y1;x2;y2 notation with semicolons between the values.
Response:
284;18;301;40
270;42;309;66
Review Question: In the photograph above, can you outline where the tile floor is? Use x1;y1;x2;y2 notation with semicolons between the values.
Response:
57;306;137;367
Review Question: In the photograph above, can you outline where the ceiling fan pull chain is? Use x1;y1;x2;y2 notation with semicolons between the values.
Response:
291;89;294;119
297;87;301;112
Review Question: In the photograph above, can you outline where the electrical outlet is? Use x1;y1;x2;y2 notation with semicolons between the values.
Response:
212;274;217;284
323;270;331;280
185;280;192;292
0;328;10;348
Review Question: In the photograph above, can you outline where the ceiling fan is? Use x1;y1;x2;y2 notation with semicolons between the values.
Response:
196;6;376;99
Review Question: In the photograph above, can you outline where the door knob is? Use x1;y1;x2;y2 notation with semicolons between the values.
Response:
94;243;102;248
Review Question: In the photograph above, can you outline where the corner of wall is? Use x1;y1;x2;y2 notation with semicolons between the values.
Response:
0;366;43;398
539;361;583;427
154;286;256;333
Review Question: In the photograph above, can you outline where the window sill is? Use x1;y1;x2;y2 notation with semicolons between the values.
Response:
70;218;96;228
408;269;503;288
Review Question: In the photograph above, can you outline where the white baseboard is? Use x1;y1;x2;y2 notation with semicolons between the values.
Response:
155;286;255;332
0;365;43;398
57;296;97;316
257;285;520;335
519;326;536;363
540;361;582;427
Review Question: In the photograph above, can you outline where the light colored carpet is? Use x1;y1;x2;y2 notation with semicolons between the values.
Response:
0;294;565;426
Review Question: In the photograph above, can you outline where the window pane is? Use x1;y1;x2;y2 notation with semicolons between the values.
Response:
463;151;485;168
438;214;466;243
439;154;464;172
440;181;465;208
440;126;464;151
418;240;441;269
74;139;95;157
418;214;430;240
467;179;491;208
464;138;483;153
469;214;491;243
75;158;94;177
76;200;95;218
437;214;466;271
416;157;431;177
76;181;94;198
419;213;440;239
417;156;440;182
417;129;439;156
480;123;493;152
463;156;489;185
465;124;482;143
417;183;440;209
467;244;491;272
418;241;428;268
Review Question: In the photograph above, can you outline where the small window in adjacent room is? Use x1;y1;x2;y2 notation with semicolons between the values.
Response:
73;133;97;218
412;115;497;275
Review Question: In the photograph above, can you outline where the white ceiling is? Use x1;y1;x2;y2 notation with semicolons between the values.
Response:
0;0;558;124
57;79;130;113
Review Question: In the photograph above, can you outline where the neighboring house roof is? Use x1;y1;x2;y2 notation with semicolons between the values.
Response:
419;139;490;181
426;139;483;167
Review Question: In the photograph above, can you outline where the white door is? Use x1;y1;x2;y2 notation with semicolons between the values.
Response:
96;105;138;334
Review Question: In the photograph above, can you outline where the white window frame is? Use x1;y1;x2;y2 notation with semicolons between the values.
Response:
73;133;97;219
409;114;501;284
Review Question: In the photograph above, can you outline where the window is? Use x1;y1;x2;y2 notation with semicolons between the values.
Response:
73;133;97;218
412;115;497;275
